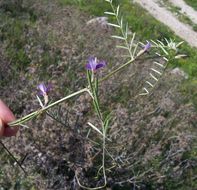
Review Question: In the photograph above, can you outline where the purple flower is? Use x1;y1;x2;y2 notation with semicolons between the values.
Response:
143;41;151;51
86;56;106;72
37;83;51;96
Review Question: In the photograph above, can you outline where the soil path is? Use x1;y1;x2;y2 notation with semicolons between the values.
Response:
169;0;197;24
133;0;197;47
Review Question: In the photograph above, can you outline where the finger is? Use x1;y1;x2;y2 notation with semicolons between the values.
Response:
0;100;16;123
0;118;4;137
3;124;19;137
0;100;18;137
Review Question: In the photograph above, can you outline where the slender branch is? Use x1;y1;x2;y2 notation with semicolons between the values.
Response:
9;88;89;126
109;2;134;60
0;141;26;174
99;59;133;82
9;48;147;128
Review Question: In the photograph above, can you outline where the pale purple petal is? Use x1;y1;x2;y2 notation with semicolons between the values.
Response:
37;83;51;96
95;61;106;70
144;41;151;51
86;56;106;71
86;63;95;70
86;56;97;70
38;83;47;94
45;83;52;92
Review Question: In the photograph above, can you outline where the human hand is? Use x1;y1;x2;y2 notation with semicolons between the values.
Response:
0;100;18;137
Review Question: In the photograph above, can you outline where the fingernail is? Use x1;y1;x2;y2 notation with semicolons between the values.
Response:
0;119;2;128
0;118;4;136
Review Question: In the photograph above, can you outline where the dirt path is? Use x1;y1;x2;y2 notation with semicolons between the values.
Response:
133;0;197;47
169;0;197;24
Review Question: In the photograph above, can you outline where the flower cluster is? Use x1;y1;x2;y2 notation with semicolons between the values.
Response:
144;41;151;51
37;83;51;96
86;56;106;72
37;83;51;105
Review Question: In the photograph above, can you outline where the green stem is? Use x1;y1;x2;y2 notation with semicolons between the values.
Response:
9;45;145;127
9;58;136;127
99;58;133;82
9;88;89;126
9;54;141;127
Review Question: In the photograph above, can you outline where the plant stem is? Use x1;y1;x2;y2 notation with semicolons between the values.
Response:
9;88;89;126
99;58;133;82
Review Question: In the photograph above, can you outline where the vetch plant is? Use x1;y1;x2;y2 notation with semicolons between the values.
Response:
85;56;106;72
37;83;51;106
4;0;185;189
143;41;152;52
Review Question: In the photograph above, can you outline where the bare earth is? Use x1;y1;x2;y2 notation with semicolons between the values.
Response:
169;0;197;24
134;0;197;47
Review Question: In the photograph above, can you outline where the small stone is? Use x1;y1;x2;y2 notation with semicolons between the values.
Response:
170;67;188;79
86;17;109;29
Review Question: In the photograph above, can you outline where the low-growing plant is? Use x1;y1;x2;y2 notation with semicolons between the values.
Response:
1;0;187;189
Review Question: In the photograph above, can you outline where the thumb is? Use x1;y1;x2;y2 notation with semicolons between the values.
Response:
0;100;18;137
